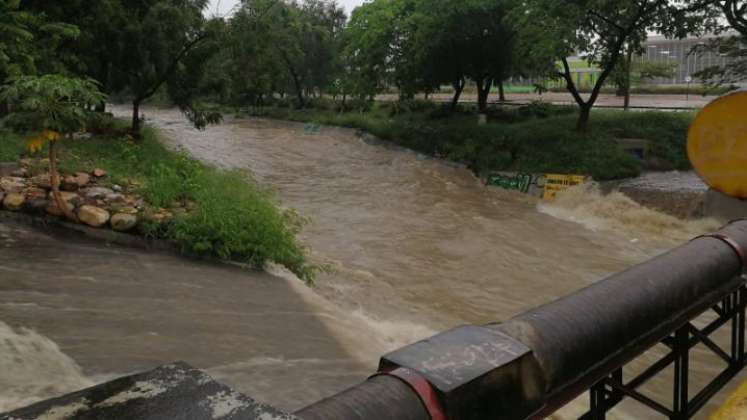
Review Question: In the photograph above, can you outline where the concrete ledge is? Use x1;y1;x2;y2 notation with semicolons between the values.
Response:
703;189;747;221
0;363;298;420
617;187;706;219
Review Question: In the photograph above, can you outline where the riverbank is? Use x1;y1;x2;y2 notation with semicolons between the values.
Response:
0;123;314;282
242;102;694;181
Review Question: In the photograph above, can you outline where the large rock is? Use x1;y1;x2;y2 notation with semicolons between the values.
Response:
0;176;27;192
111;212;138;232
45;200;75;217
49;190;81;207
61;172;92;191
61;175;80;191
83;186;114;199
30;173;52;189
78;205;110;228
25;187;47;200
3;193;25;211
148;209;174;224
105;192;126;203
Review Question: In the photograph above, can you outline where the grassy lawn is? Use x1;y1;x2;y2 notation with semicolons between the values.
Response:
243;100;694;181
0;125;315;282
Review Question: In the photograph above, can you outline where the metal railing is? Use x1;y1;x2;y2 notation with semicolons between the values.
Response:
296;220;747;420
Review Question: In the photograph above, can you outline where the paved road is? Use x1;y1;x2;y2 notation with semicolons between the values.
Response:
378;92;719;109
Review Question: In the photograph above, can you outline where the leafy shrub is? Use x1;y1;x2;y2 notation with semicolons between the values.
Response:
306;97;338;111
509;119;641;180
337;98;373;113
517;101;576;119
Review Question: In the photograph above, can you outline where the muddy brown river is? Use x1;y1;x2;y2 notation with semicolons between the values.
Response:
0;107;743;418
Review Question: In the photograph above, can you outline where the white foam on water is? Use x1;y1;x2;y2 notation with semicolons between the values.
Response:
0;321;93;413
266;263;436;363
538;183;721;245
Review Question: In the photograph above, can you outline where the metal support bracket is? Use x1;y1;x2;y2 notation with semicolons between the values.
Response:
578;285;747;420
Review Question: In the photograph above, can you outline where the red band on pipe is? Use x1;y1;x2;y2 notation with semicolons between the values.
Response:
375;367;447;420
696;233;747;272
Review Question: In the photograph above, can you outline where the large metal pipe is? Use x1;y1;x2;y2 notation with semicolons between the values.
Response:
496;220;747;416
295;220;747;420
294;375;430;420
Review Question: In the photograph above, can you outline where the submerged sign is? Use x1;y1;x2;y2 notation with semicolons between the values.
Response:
486;173;535;193
542;174;587;200
487;172;587;200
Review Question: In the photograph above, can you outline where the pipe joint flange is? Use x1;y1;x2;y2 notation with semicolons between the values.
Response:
696;233;747;273
373;367;447;420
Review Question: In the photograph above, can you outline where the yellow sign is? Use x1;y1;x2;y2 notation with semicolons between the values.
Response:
543;174;587;200
688;90;747;199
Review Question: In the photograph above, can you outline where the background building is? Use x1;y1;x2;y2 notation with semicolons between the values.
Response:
639;34;740;85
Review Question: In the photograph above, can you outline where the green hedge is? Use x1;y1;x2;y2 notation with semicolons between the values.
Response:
245;102;693;181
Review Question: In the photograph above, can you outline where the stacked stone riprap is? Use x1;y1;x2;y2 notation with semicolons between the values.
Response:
0;159;193;233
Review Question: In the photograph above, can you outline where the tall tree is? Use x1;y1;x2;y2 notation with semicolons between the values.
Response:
0;0;34;83
117;0;218;133
695;0;746;86
344;0;518;111
721;0;747;33
1;75;105;221
19;0;221;133
409;0;517;112
522;0;714;131
226;0;345;108
298;0;347;98
342;0;418;101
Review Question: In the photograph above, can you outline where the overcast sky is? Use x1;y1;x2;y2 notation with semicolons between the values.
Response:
207;0;365;17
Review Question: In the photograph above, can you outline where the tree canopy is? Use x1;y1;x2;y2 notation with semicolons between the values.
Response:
15;0;221;134
519;0;716;130
4;0;743;136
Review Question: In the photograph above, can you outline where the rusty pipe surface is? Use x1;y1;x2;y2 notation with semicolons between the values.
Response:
295;221;747;420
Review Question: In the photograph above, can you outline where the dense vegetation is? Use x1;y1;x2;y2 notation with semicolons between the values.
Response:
198;0;737;130
246;101;693;180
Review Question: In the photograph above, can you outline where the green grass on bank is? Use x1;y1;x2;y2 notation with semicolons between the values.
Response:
0;126;315;282
243;100;694;181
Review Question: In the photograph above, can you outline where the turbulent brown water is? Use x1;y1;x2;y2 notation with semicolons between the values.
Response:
0;106;742;418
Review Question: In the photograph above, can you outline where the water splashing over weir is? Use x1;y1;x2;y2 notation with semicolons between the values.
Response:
0;321;93;413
